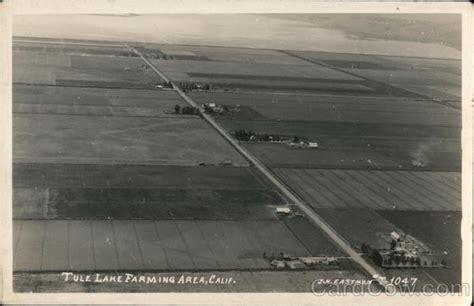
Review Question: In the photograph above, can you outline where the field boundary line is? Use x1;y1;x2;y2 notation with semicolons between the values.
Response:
279;50;461;111
127;43;393;291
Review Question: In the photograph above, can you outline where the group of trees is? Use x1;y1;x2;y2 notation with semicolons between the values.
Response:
234;129;286;142
160;81;173;89
178;82;211;92
174;105;199;115
362;241;447;268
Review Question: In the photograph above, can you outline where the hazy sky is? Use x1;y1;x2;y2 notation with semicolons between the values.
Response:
13;14;461;59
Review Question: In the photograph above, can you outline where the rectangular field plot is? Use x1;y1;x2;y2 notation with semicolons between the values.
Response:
14;84;184;108
13;220;316;272
151;59;361;85
13;114;248;166
13;164;265;189
314;209;403;250
273;168;461;210
14;41;137;57
190;92;461;127
13;51;162;88
13;187;282;220
244;143;460;171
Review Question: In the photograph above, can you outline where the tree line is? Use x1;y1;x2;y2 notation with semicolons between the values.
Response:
174;105;199;115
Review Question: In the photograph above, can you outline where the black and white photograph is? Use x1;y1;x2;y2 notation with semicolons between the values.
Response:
0;2;472;305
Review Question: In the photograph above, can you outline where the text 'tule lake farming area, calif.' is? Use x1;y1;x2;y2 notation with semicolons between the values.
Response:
11;14;462;293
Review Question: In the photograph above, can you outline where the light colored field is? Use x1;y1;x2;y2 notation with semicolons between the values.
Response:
13;220;311;271
273;168;461;211
14;114;248;166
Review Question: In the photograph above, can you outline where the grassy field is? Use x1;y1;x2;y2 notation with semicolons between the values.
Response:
14;114;248;166
273;168;461;210
14;50;162;88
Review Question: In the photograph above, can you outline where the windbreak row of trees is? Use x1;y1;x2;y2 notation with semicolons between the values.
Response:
174;105;199;115
360;242;447;268
178;82;211;92
234;129;286;142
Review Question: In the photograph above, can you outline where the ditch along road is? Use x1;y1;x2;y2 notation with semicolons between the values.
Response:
126;44;392;292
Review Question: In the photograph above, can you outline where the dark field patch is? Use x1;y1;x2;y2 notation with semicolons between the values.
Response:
217;119;461;142
190;92;461;127
13;188;282;220
13;164;267;189
187;72;363;84
282;216;345;256
193;81;375;94
13;45;138;57
247;143;461;171
55;79;155;90
313;209;401;250
318;59;395;70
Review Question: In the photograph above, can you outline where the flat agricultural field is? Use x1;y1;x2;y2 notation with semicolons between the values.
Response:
272;168;461;210
13;219;313;271
291;50;461;102
314;209;403;250
13;47;162;88
190;92;461;127
215;119;461;140
14;85;188;118
244;143;460;171
13;163;283;220
14;114;248;166
149;55;377;94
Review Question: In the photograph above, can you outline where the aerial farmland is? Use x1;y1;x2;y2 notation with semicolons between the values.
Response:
11;14;463;294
